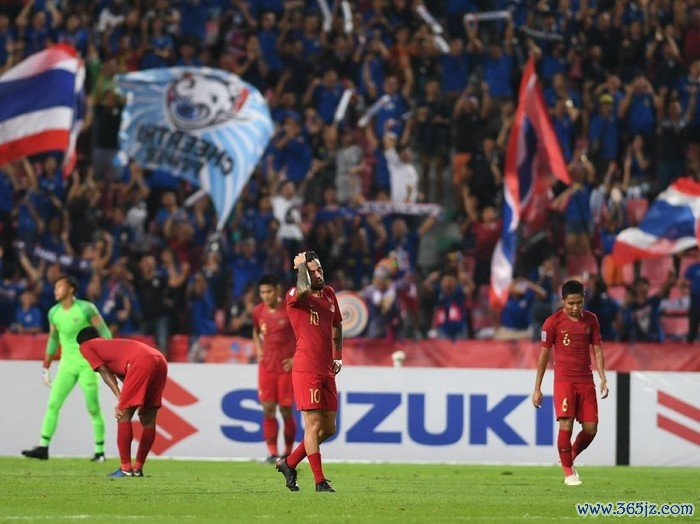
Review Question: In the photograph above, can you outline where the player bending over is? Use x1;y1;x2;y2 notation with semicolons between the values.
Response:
22;275;111;461
77;327;168;477
252;274;297;462
532;279;609;486
276;251;343;492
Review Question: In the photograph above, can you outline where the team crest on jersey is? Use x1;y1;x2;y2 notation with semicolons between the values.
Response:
330;304;335;313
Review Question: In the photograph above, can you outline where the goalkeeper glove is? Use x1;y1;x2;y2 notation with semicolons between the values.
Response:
42;367;52;387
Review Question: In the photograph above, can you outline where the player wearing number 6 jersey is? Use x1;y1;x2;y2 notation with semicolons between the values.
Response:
275;251;343;493
532;279;609;486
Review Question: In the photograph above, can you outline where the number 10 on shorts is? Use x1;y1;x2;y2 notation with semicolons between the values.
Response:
309;388;320;404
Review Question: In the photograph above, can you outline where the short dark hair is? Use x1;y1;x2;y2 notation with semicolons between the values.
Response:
76;326;100;345
305;251;320;264
561;279;585;298
259;274;280;287
57;274;78;292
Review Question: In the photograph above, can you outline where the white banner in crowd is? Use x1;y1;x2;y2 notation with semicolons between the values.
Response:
630;372;700;467
2;363;617;465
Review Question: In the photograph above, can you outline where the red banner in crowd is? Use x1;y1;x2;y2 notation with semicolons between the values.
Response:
2;333;698;372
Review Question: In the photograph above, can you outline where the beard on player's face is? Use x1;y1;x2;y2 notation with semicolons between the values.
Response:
307;260;324;290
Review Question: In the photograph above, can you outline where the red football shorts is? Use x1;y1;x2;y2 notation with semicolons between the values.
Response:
553;381;598;423
292;371;338;411
118;354;168;411
258;366;294;406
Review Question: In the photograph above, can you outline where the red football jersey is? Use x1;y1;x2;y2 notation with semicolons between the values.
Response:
80;338;164;377
252;300;296;373
286;285;343;376
541;309;602;383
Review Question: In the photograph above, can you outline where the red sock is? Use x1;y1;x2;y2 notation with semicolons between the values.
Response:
558;429;573;476
117;421;133;471
572;430;595;462
286;442;306;469
307;452;325;484
133;427;156;471
283;416;296;456
263;417;279;457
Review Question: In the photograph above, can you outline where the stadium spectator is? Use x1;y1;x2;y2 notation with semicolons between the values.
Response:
361;269;401;340
495;277;548;341
619;273;676;343
682;254;700;343
2;0;700;350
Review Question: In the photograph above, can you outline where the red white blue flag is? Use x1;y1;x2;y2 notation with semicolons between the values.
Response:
0;45;82;165
490;58;570;308
612;178;700;264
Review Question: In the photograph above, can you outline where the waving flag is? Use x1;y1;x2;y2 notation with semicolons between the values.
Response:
490;58;570;308
0;44;81;165
115;67;273;230
612;178;700;264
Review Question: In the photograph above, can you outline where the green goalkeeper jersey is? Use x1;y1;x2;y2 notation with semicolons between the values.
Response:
48;299;102;365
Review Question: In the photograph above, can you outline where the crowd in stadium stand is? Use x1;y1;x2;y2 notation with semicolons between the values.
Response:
1;0;700;357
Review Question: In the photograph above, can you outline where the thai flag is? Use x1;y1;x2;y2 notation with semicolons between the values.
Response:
612;178;700;264
490;58;570;308
0;44;81;165
62;60;86;175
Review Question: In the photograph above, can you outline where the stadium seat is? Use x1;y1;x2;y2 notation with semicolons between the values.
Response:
626;198;649;225
661;316;689;341
565;254;598;279
169;335;189;363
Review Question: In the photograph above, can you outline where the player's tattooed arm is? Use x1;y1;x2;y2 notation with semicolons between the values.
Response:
294;252;311;297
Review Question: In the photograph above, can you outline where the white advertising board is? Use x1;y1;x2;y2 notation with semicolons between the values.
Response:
630;372;700;466
1;362;616;464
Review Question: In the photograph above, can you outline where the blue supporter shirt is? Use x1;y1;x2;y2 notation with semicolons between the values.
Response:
314;84;343;124
278;136;311;183
258;29;282;71
180;0;208;40
190;288;217;336
684;262;700;298
0;170;13;213
500;290;535;330
625;93;655;137
14;305;42;331
540;55;568;82
230;255;263;299
440;53;471;93
588;114;619;160
483;52;513;98
552;114;574;162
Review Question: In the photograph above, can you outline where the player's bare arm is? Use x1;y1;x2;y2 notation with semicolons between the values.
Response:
532;345;551;408
592;344;609;399
294;252;311;297
252;327;263;360
95;364;121;401
332;323;343;375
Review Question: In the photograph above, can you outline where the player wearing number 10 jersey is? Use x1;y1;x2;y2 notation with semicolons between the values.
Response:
275;251;343;493
532;280;609;486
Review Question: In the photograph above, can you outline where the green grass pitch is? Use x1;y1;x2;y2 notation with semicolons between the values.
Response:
0;458;697;522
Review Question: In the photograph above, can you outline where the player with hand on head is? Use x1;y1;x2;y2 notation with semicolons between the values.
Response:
252;274;297;463
276;251;343;493
22;275;112;461
532;279;609;486
76;326;168;478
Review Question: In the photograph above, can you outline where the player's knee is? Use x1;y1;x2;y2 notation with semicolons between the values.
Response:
584;425;597;436
262;406;276;418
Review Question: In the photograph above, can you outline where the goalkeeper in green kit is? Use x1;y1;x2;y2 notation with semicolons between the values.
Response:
22;275;112;461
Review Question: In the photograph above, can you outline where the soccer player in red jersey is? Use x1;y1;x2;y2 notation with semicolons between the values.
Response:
252;274;297;463
276;251;343;493
532;279;609;486
76;327;168;478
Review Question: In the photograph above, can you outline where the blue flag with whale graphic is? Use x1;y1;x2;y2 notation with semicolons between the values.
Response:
115;67;273;230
